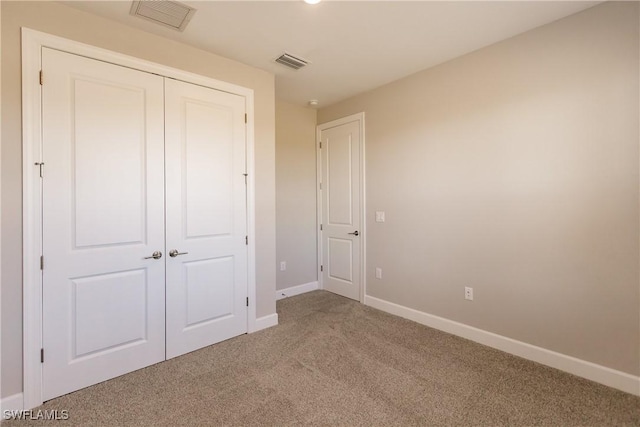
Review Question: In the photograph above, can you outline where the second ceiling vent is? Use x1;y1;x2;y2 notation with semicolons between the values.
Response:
130;1;196;32
275;53;309;70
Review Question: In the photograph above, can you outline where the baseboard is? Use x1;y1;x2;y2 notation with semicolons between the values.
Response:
1;393;24;415
364;295;640;396
275;281;319;301
253;313;278;332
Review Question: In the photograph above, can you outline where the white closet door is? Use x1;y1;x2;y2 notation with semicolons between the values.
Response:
41;48;166;400
164;79;248;359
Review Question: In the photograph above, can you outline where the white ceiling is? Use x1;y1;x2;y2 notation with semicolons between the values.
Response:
64;1;600;108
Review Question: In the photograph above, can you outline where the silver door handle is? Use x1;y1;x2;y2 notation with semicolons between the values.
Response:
348;231;359;236
169;249;189;258
144;251;162;260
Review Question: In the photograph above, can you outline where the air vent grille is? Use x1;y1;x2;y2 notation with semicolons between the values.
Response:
130;1;196;31
275;53;309;70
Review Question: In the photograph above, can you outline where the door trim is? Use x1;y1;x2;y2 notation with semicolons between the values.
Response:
316;113;366;303
21;28;257;410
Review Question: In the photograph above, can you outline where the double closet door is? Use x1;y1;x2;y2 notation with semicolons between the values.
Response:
41;48;248;400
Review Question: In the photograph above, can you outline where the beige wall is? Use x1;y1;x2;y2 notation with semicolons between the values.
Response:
1;1;276;397
319;1;639;375
0;0;3;404
275;100;318;291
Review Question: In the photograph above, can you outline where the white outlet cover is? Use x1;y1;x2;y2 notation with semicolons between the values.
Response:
280;261;286;271
375;267;382;279
375;211;385;222
465;287;473;300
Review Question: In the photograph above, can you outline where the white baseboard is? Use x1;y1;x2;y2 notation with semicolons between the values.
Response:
1;393;24;414
253;313;278;332
365;295;640;396
276;281;318;301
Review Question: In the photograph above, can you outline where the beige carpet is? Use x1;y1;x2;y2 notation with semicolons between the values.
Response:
6;290;639;426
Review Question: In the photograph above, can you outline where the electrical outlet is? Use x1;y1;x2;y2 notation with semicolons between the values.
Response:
465;287;473;301
280;261;286;271
375;267;382;279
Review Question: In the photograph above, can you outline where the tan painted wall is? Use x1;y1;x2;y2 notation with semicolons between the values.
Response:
318;1;639;375
275;100;318;291
1;1;276;397
0;0;3;404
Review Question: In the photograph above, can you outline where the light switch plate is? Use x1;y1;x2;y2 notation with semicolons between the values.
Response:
375;211;385;222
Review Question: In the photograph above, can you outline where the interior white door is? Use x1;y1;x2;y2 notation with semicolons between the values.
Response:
41;48;166;400
320;119;362;301
164;79;248;359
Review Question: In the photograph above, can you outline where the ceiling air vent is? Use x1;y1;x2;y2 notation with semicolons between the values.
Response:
130;1;196;32
275;53;309;70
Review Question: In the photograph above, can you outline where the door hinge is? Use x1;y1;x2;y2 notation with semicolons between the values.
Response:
243;173;248;185
319;182;322;190
320;265;323;272
39;70;43;85
245;113;247;123
40;348;44;363
40;256;44;270
246;297;249;307
245;236;248;245
320;224;323;231
319;141;322;149
35;162;44;178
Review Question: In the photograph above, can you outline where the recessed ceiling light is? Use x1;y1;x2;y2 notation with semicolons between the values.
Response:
309;100;319;107
304;0;322;4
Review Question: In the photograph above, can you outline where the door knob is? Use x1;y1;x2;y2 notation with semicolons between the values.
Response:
169;249;189;258
348;231;359;236
144;251;163;260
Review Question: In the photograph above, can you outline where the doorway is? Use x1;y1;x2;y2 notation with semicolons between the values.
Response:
22;29;257;408
317;113;365;302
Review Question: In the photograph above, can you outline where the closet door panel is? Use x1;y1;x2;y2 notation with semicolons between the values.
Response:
164;78;248;359
41;48;166;400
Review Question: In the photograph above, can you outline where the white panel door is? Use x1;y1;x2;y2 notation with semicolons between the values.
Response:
164;79;248;359
41;48;166;400
320;119;362;301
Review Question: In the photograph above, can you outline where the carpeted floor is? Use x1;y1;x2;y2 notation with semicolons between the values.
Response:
5;290;640;426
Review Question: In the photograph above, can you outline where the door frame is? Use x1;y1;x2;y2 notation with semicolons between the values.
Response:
22;28;258;410
316;113;366;303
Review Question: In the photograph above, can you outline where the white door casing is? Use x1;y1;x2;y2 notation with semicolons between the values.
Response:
318;114;365;302
41;48;166;400
23;28;258;410
165;79;248;359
